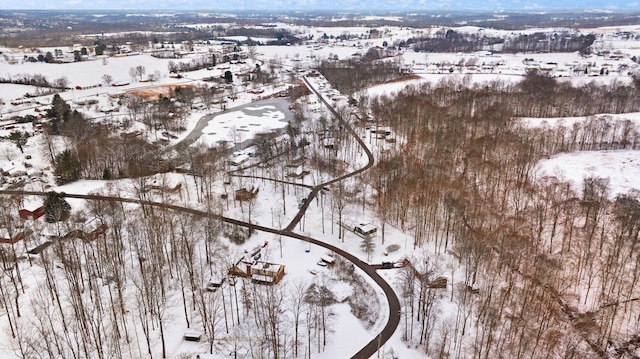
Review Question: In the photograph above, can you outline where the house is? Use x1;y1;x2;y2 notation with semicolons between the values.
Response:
234;186;259;201
403;258;448;289
4;166;27;177
19;205;45;220
354;223;377;239
87;223;108;241
229;258;285;284
11;168;28;177
50;223;108;242
287;165;309;179
0;228;31;244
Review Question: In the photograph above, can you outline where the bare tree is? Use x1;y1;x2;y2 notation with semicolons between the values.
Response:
135;65;146;80
102;74;113;86
288;278;308;358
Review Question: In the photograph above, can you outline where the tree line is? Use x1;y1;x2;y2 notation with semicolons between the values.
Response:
0;73;69;93
317;58;413;99
409;29;595;54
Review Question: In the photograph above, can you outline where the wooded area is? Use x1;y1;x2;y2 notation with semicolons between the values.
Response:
362;71;640;357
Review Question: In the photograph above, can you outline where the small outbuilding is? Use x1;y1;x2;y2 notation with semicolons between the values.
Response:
183;330;203;342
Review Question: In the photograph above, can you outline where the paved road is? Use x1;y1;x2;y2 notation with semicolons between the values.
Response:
288;77;400;359
285;77;375;232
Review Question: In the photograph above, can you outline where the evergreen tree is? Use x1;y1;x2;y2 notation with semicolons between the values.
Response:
360;236;376;262
46;94;71;135
102;167;112;180
8;131;30;153
54;149;81;184
43;191;71;223
224;70;233;83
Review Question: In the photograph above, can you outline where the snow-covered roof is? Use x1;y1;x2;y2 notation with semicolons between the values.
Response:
321;255;335;264
230;154;250;165
356;223;377;233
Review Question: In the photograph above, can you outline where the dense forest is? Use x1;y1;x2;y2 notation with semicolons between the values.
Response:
348;71;640;357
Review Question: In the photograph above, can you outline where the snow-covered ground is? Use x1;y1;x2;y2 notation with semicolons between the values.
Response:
537;150;640;197
197;104;289;147
519;112;640;197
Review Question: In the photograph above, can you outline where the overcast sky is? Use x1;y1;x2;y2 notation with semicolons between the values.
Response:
0;0;638;11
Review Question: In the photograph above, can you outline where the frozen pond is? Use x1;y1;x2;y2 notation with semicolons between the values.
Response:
178;98;293;149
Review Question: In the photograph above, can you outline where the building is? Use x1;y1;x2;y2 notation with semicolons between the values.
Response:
50;224;108;242
354;223;378;239
0;228;31;244
229;153;250;166
234;187;259;201
18;205;45;220
229;258;285;284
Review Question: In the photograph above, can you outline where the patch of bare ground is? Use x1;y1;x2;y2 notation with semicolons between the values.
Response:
127;84;198;99
376;74;422;85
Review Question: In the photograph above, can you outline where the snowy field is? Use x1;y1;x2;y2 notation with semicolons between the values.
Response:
537;150;640;197
519;112;640;197
198;104;288;147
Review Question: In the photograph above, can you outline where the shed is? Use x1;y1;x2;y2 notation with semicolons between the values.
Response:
183;330;203;342
320;256;335;265
229;154;250;166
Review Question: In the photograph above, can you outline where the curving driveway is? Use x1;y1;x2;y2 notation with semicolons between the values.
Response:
293;76;400;359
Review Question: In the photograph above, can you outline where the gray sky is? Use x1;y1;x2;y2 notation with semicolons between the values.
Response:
0;0;637;11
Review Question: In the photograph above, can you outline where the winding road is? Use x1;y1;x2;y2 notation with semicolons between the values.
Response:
0;76;401;359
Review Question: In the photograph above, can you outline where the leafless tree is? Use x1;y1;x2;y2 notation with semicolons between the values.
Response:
287;278;308;358
102;74;113;86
